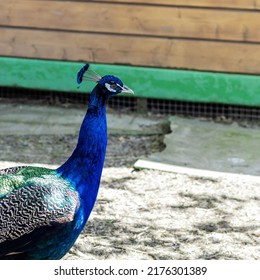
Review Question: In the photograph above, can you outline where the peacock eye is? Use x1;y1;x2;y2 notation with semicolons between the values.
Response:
110;83;117;89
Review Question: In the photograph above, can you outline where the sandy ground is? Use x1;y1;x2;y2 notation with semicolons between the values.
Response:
65;167;260;260
0;103;260;260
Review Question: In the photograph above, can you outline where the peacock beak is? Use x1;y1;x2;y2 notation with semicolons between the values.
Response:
121;85;134;94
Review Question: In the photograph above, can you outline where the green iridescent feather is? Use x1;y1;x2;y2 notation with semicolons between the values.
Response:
0;167;57;197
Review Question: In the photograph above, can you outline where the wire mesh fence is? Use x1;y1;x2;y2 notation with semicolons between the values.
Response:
147;98;260;120
1;86;260;121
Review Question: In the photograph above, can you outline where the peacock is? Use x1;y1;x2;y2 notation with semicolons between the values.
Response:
0;64;133;259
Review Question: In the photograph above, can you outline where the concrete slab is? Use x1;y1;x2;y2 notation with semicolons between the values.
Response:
3;104;259;177
0;104;168;136
136;117;260;176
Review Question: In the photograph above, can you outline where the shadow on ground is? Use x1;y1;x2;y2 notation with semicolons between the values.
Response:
65;168;260;260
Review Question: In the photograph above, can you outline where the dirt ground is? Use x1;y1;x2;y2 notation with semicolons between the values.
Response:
66;168;260;260
1;109;260;260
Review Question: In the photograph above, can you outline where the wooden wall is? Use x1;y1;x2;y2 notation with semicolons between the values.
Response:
1;0;260;74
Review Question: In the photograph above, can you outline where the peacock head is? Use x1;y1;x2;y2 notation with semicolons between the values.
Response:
77;64;134;98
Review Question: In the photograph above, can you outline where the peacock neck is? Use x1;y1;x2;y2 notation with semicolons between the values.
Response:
56;85;107;213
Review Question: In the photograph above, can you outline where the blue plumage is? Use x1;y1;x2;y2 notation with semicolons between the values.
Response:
0;65;133;259
77;64;90;84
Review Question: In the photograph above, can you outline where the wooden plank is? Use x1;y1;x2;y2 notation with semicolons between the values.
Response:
2;57;260;107
66;0;260;10
1;1;260;43
1;27;260;74
134;160;260;181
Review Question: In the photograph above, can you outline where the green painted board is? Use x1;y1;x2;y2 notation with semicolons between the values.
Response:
0;56;260;107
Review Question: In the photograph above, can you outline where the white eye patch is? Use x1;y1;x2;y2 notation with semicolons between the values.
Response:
105;83;123;93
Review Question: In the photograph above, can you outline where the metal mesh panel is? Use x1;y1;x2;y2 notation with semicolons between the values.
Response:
0;87;260;120
0;87;88;106
147;98;260;120
108;96;137;112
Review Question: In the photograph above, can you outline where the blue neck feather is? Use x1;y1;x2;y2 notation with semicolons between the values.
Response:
56;85;107;221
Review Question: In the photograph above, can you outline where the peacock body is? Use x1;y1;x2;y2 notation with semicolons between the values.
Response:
0;64;133;259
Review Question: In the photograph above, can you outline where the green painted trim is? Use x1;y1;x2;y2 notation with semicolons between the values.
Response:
0;56;260;106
